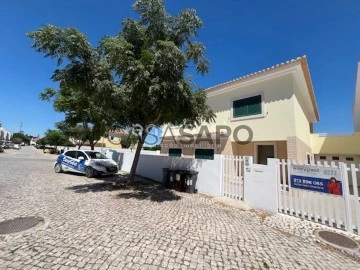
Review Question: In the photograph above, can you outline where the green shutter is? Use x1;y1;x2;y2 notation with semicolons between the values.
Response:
233;95;262;118
233;99;248;118
195;149;214;160
169;148;182;157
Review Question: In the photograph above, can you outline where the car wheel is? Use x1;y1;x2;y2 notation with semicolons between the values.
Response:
85;167;94;178
54;163;63;173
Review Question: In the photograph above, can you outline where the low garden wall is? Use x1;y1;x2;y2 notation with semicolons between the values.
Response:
106;149;222;196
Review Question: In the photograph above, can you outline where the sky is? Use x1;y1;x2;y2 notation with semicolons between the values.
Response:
0;0;360;137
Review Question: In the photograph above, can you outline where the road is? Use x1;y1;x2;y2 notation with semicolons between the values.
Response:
0;146;358;269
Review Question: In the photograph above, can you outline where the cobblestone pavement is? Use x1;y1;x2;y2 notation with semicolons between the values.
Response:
0;147;359;270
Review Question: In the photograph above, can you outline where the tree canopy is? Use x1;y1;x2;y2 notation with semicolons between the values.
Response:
120;133;138;149
27;25;119;150
11;132;31;144
42;129;68;149
101;0;214;128
56;121;88;149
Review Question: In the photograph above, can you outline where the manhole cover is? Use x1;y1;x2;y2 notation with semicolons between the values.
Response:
0;217;43;235
315;230;359;251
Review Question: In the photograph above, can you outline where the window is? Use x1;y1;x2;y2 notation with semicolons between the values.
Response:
85;151;108;159
195;149;214;160
233;95;262;118
169;148;182;157
332;156;339;161
65;151;77;159
346;157;354;161
77;151;88;160
319;156;326;160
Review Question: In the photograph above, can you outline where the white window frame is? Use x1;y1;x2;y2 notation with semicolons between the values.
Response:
230;92;266;122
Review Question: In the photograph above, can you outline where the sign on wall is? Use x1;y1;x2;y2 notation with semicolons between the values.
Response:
290;164;342;196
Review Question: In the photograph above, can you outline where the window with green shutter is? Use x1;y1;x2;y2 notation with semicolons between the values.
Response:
195;149;214;160
233;95;262;118
169;148;182;157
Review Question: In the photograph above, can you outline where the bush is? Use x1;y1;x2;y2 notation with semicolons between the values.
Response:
143;145;161;151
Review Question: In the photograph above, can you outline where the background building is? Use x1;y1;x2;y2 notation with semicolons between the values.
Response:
0;126;13;142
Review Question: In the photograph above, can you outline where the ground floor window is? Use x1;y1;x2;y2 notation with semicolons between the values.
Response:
195;149;214;160
169;148;182;157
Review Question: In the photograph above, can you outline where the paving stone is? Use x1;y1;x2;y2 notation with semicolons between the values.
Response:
0;147;358;270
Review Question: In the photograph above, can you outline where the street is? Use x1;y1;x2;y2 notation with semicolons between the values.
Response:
0;147;358;269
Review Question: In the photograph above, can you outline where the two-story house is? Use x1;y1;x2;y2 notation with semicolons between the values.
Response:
161;56;320;164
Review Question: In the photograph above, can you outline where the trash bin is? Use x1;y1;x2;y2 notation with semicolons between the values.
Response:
185;171;199;194
168;169;177;190
162;168;170;188
174;170;187;192
174;170;181;191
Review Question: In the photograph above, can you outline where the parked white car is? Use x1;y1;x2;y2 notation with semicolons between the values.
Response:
13;144;21;150
54;150;119;178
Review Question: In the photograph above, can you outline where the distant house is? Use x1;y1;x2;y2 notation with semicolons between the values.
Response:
81;130;131;149
161;56;319;164
30;137;41;145
0;127;13;142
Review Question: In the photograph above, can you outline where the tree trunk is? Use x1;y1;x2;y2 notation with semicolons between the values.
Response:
90;143;95;150
128;136;145;185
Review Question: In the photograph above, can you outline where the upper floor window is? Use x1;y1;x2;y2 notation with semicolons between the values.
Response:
233;95;262;118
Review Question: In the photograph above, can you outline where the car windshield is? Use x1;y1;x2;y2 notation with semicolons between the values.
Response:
85;151;108;159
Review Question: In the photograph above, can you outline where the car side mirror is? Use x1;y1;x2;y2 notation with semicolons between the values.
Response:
78;156;84;161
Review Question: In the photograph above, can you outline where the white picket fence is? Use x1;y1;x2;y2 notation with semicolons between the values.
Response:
221;155;244;200
277;159;360;234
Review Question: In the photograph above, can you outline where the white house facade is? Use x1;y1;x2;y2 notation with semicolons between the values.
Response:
0;127;13;141
161;56;320;164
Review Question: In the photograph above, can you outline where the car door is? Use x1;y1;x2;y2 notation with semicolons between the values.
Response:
61;150;81;173
75;151;88;173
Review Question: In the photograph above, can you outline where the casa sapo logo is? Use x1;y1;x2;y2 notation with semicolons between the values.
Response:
109;124;254;146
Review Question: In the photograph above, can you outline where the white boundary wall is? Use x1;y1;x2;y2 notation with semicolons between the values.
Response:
244;157;279;213
106;150;222;196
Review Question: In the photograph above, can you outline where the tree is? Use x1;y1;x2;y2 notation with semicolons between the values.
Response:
36;138;46;146
11;138;22;144
143;145;161;151
27;25;118;150
0;130;4;140
101;0;215;183
120;133;138;149
56;121;88;149
12;132;31;144
42;129;68;151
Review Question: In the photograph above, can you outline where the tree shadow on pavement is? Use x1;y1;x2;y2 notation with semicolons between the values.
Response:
65;174;131;193
116;181;182;203
66;175;182;203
